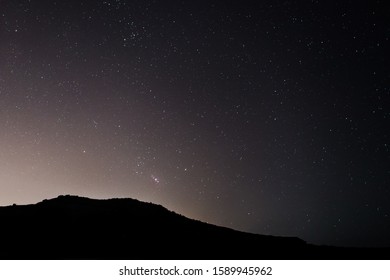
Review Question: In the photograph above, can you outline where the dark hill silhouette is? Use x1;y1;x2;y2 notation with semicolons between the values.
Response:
0;195;388;259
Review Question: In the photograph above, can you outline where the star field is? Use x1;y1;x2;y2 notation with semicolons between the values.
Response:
0;0;389;247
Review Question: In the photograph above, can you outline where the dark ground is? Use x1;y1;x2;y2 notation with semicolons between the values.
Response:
0;195;388;260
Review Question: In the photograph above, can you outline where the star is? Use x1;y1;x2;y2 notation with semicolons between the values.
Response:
151;175;160;184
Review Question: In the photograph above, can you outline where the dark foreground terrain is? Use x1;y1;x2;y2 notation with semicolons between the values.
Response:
0;195;388;259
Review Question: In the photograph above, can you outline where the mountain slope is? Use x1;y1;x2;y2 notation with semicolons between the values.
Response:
0;195;388;259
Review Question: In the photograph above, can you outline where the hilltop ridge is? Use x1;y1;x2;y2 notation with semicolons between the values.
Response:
0;195;388;259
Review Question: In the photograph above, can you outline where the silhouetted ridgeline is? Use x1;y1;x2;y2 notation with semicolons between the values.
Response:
0;195;388;259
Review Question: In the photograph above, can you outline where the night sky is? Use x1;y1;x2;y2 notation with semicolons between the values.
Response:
1;0;389;247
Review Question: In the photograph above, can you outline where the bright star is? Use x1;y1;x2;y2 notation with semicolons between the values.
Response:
151;175;160;184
